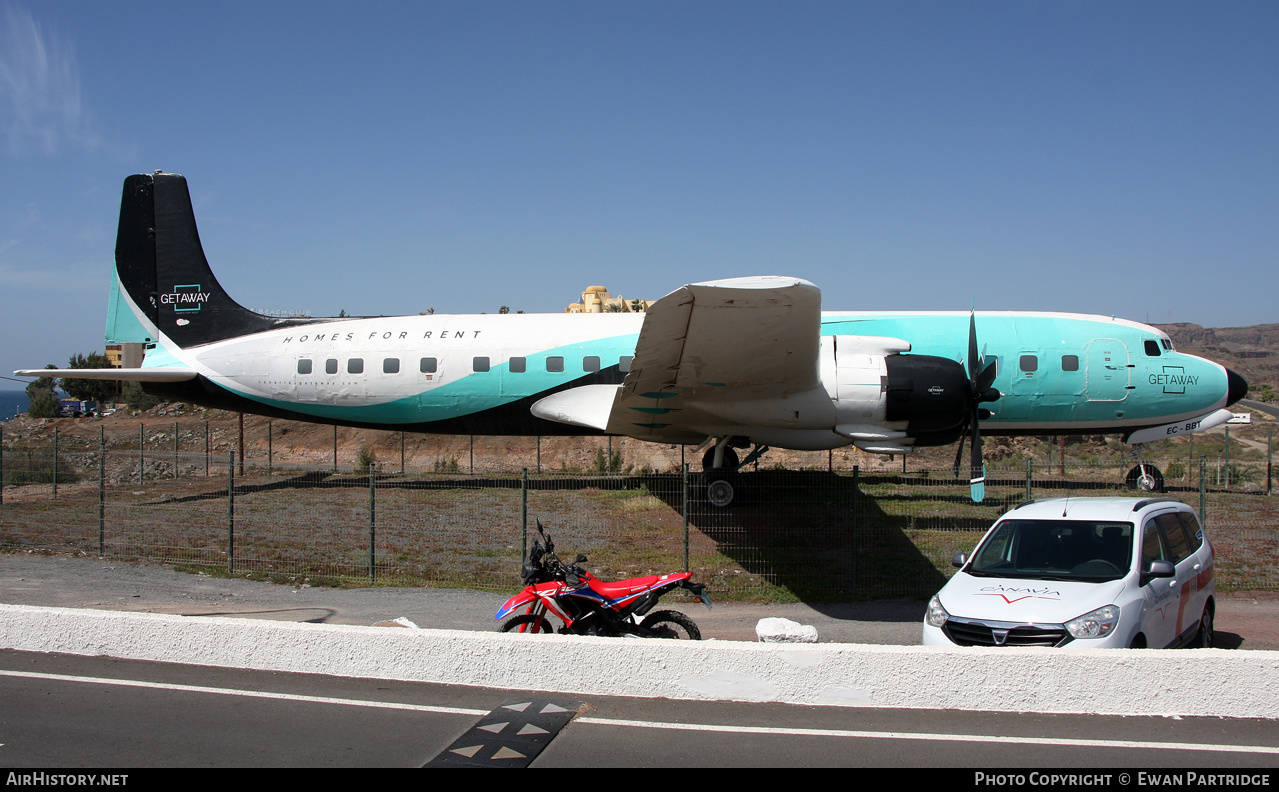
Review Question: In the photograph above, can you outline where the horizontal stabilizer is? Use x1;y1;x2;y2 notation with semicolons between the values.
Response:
14;367;198;383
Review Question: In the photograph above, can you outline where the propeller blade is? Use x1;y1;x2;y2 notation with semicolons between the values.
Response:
967;311;981;382
976;359;999;395
970;463;987;503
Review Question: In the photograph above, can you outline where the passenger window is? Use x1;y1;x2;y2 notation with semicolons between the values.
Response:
473;357;490;373
1142;520;1167;569
347;358;364;374
619;356;633;373
383;358;400;374
546;356;564;373
1061;355;1079;372
325;359;338;375
1019;355;1038;373
420;357;437;374
297;359;312;375
509;357;526;373
1156;513;1191;564
1145;340;1161;356
583;355;600;372
1177;513;1203;553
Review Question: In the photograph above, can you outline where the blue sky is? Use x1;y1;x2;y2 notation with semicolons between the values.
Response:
2;1;1276;384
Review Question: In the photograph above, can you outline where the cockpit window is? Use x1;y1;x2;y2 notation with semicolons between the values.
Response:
1144;340;1161;357
1161;338;1174;351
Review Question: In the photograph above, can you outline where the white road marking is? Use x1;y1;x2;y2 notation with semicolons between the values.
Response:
4;669;1276;755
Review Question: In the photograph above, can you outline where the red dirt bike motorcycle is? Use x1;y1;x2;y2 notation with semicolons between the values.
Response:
495;521;712;639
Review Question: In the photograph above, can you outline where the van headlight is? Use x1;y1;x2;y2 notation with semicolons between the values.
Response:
926;594;949;628
1065;605;1120;639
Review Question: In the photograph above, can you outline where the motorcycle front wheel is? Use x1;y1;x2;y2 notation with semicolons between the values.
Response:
640;610;701;640
499;614;555;634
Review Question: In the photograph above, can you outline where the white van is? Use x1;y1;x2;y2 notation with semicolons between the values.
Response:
922;497;1215;649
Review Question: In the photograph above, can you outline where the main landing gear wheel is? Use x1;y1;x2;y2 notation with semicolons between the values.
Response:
640;610;702;640
702;446;739;472
499;614;554;634
705;476;736;508
1125;464;1165;493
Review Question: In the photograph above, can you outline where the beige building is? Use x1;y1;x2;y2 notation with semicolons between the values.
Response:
105;343;145;368
565;286;653;314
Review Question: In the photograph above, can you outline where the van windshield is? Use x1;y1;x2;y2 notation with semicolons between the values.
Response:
968;519;1134;582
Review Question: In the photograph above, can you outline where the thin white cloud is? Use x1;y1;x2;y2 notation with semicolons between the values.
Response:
0;4;100;155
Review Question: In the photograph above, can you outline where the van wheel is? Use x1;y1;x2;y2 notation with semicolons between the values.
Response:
1129;634;1147;649
1195;604;1214;649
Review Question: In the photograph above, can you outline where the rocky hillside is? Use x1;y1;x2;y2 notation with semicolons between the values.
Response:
1156;323;1279;399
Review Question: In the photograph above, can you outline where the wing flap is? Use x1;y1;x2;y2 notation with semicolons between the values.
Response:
622;276;821;399
606;276;823;439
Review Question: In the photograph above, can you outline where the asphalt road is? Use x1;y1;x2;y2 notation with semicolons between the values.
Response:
3;649;1278;769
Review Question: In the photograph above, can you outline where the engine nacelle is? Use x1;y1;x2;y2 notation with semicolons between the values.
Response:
821;335;969;450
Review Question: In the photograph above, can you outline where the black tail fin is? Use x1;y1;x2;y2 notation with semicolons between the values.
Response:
115;172;313;348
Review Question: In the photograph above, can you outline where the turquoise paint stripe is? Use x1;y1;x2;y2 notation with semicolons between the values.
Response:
221;332;641;425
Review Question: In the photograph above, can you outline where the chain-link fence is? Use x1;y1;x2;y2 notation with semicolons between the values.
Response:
3;426;1276;599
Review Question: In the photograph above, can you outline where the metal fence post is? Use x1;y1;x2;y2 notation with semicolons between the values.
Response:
98;428;105;557
139;422;144;484
1025;457;1033;501
0;424;5;506
521;468;529;560
268;421;273;478
851;465;860;594
1225;426;1231;489
1268;425;1273;496
369;461;376;585
174;421;179;480
228;452;235;573
205;420;210;477
333;426;338;472
681;464;690;572
1199;456;1206;527
52;426;58;498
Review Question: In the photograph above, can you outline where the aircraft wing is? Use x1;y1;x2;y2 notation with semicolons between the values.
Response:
13;368;198;382
608;276;823;438
531;276;823;438
623;276;821;396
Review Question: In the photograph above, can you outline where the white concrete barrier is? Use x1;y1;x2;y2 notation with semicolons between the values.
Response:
3;604;1277;719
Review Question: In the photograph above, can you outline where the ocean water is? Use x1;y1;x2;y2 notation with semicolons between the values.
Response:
0;390;30;422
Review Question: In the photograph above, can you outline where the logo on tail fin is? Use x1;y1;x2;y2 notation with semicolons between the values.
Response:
160;284;209;312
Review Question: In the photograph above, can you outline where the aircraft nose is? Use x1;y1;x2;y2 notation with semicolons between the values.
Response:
1226;368;1248;406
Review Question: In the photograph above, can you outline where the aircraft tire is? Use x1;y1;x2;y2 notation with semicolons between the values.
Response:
1125;464;1165;493
702;445;739;472
705;475;736;508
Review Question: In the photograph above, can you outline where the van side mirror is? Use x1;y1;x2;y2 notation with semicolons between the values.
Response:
951;552;967;569
1141;559;1175;587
